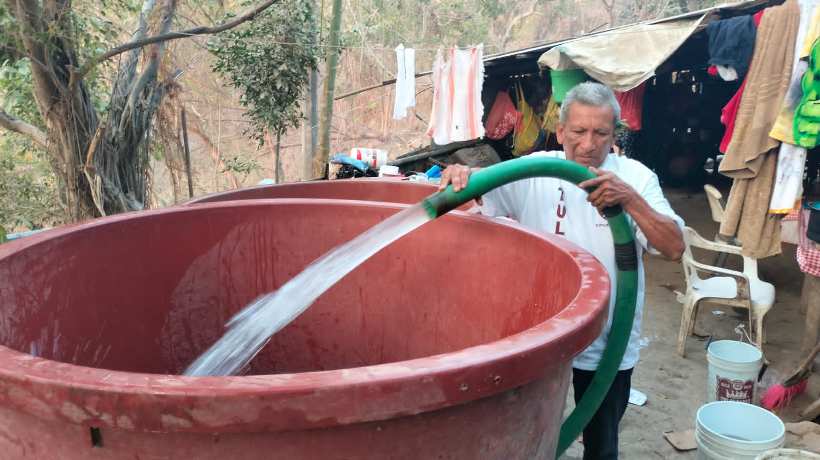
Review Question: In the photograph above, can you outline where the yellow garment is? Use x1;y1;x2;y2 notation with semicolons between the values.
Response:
542;97;560;134
802;6;820;57
512;83;542;156
770;4;820;143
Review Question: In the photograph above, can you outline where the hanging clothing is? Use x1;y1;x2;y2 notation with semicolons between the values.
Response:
769;143;808;213
719;151;783;258
718;11;764;154
426;45;485;145
392;44;416;120
614;82;647;131
794;37;820;147
512;83;542;156
485;90;521;140
719;79;747;153
716;65;739;81
770;2;820;143
798;207;820;276
720;2;798;179
542;96;560;134
706;15;757;81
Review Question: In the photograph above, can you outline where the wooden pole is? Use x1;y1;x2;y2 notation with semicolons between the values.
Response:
313;0;343;178
180;107;194;198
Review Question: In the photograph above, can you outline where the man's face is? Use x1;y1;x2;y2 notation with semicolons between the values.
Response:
556;102;616;168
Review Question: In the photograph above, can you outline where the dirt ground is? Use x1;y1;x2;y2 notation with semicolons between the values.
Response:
561;187;819;459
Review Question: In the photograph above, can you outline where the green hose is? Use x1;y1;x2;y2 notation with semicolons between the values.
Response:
421;156;638;458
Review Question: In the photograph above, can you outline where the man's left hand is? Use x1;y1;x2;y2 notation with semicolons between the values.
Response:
578;167;637;213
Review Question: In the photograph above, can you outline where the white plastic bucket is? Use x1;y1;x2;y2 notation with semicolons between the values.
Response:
755;449;820;459
707;340;762;403
350;148;388;168
696;401;785;460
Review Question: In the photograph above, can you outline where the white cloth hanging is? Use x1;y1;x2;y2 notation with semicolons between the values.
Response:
426;45;485;145
769;143;807;213
716;65;739;81
392;44;416;120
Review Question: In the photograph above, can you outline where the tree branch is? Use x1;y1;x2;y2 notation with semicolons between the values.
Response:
500;0;539;50
73;0;280;82
0;109;48;148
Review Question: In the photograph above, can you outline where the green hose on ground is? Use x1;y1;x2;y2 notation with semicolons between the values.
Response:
421;156;639;458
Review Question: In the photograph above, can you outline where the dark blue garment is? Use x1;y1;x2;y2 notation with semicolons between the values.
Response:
706;15;757;80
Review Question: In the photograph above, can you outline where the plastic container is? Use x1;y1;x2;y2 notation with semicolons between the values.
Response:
0;199;610;459
550;69;588;103
696;401;785;460
707;340;763;403
755;449;820;459
378;164;402;177
350;147;388;168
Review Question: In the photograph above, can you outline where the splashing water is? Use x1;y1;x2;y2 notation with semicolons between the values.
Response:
184;204;433;376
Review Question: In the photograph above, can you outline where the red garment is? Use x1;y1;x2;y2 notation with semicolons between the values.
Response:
708;65;719;77
485;90;521;140
614;82;647;131
718;10;764;153
719;79;747;153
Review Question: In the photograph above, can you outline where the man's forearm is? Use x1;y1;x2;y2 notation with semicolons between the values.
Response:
623;193;684;260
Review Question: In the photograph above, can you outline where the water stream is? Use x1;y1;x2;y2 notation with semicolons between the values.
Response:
184;204;433;376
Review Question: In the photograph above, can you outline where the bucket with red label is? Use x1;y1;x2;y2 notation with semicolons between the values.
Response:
707;340;763;404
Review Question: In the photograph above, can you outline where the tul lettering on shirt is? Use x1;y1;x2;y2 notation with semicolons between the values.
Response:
554;186;566;235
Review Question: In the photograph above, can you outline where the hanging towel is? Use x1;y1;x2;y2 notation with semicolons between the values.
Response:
614;81;647;131
706;15;757;81
393;44;416;120
770;143;808;213
720;150;783;258
426;45;485;145
718;11;764;154
720;2;799;179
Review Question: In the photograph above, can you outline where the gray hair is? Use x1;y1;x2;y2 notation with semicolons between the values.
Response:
558;81;621;127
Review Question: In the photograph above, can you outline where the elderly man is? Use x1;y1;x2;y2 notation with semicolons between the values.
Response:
439;82;685;459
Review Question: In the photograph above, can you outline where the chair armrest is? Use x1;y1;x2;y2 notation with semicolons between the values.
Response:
685;257;751;299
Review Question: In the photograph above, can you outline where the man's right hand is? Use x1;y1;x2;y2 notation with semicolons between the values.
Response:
438;164;474;192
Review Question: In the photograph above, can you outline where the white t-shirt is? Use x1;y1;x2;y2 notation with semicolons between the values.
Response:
480;151;684;371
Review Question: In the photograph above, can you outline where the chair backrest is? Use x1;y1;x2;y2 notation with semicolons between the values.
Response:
681;227;702;286
703;184;725;224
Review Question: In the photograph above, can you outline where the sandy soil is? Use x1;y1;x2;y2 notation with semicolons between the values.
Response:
561;187;818;459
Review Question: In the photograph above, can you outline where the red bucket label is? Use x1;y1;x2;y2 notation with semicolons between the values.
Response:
716;376;754;403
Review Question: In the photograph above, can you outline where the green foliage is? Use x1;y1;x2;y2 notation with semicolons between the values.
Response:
345;0;508;53
209;0;321;143
221;155;260;178
0;138;63;231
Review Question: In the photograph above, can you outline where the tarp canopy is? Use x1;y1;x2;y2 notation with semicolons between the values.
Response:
537;16;705;91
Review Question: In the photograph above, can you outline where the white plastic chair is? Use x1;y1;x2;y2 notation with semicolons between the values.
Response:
704;184;725;225
676;227;775;357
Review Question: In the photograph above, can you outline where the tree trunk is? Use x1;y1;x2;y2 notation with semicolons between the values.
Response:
313;0;343;178
275;131;282;183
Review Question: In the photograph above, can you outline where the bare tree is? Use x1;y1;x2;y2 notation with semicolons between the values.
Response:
0;0;278;221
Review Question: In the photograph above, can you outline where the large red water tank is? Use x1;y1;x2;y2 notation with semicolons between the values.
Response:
0;199;608;459
185;178;442;205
